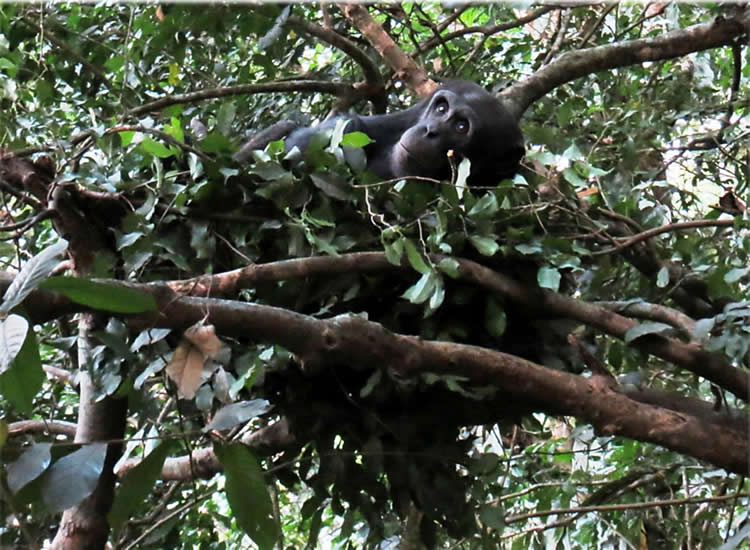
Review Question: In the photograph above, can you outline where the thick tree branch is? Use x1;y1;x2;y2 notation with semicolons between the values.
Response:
503;13;750;118
340;4;437;97
287;15;383;90
133;293;750;475
7;142;131;550
1;274;746;473
116;419;296;481
165;253;748;400
8;420;78;438
596;209;721;317
595;301;696;334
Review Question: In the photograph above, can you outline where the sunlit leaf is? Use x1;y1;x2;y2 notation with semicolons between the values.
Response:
139;137;174;158
340;131;373;147
469;235;499;256
537;266;561;291
0;314;29;374
656;266;670;288
1;240;68;313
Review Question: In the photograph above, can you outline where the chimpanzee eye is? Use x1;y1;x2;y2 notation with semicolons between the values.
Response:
435;99;449;114
455;119;469;134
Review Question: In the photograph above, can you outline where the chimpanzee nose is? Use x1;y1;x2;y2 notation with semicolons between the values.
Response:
422;122;439;138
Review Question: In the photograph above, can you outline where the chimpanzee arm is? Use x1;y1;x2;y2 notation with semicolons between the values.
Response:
233;120;299;164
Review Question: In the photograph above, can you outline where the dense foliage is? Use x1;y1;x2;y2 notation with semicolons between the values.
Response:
0;3;748;549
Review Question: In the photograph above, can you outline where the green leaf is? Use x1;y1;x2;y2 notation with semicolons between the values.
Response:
484;299;507;338
104;55;124;72
215;443;278;550
725;267;749;283
340;131;373;147
109;442;174;531
402;271;436;304
204;399;273;432
470;453;500;475
428;278;445;311
537;266;561;291
139;137;175;159
0;57;18;75
562;167;587;188
562;142;584;161
217;101;238;135
0;314;29;374
692;317;715;341
468;192;499;218
384;237;404;266
437;257;460;278
456;157;471;191
1;240;68;313
166;117;184;143
469;235;499;256
0;327;43;414
39;277;156;313
403;239;431;274
7;442;52;494
190;221;216;260
168;63;180;86
310;172;351;201
624;322;673;343
656;266;670;288
42;443;107;513
328;118;350;149
119;130;135;147
248;161;294;184
478;504;505;530
515;243;542;255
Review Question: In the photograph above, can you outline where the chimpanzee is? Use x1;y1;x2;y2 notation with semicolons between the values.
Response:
236;80;524;185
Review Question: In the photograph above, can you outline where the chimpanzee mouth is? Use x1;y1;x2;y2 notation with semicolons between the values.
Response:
399;142;416;158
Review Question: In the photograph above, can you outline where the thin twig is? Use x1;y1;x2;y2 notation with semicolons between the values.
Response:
505;492;750;523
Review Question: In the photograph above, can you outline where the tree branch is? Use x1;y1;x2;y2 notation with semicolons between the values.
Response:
127;80;355;118
165;252;748;399
503;13;750;118
132;291;750;475
0;272;747;473
287;15;383;90
505;492;750;524
339;4;436;97
419;6;557;53
593;218;736;256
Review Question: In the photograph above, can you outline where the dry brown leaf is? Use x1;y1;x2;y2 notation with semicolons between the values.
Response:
184;321;228;360
166;341;206;399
